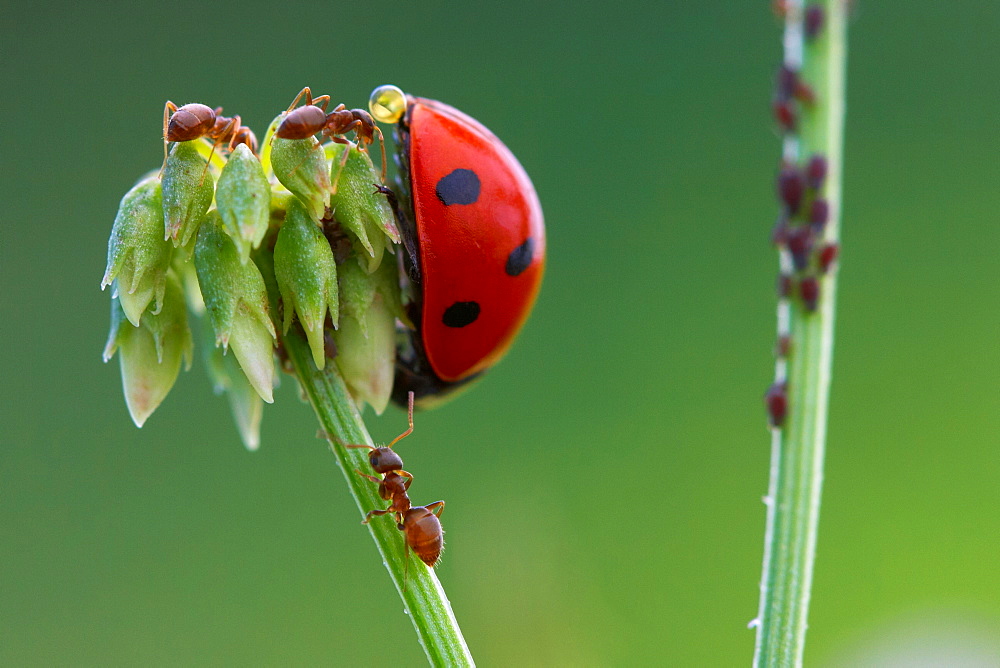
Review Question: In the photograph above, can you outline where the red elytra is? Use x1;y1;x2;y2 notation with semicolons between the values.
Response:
390;96;545;405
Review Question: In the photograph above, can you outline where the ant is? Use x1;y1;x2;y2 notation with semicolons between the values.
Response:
346;391;445;568
275;87;387;184
162;102;258;177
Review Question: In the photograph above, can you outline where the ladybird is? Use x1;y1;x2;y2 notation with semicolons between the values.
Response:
369;85;546;407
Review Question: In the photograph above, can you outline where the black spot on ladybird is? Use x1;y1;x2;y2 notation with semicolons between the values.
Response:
505;238;534;276
442;301;480;328
436;169;480;205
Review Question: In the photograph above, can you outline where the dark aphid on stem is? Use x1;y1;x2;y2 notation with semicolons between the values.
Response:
818;243;839;274
777;165;806;216
806;154;828;190
809;199;830;231
400;502;446;567
765;382;789;428
772;216;790;247
276;87;387;182
776;65;799;102
799;276;820;311
805;5;825;40
786;227;814;272
773;99;797;133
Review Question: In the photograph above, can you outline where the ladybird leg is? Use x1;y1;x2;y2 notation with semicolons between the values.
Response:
387;392;415;449
424;500;446;518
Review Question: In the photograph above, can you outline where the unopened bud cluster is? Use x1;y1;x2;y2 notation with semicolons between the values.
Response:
103;99;404;448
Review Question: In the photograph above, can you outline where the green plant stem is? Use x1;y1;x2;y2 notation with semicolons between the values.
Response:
753;1;847;666
283;329;474;667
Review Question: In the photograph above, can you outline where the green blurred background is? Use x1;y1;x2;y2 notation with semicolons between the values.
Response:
3;1;998;665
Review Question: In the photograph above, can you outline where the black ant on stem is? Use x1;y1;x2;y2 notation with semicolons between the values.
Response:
275;87;387;184
346;391;445;569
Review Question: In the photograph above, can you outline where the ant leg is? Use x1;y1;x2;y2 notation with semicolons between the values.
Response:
362;507;393;524
285;87;313;112
396;470;414;492
200;115;236;186
387;392;415;449
344;443;375;453
312;95;331;111
329;137;352;194
424;500;446;518
374;126;387;184
353;469;383;485
160;101;178;174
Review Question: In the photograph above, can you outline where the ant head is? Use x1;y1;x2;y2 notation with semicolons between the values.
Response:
369;446;403;474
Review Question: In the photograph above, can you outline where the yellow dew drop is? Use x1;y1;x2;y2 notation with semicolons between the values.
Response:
369;85;407;124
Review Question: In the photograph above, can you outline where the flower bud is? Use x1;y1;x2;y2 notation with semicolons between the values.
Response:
333;258;406;414
194;210;277;403
274;198;338;368
216;143;272;264
202;320;264;451
103;272;193;427
162;141;215;250
102;174;172;326
329;143;400;273
270;136;331;221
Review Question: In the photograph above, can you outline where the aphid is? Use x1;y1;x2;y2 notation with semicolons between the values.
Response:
777;164;805;216
805;155;828;190
809;199;830;230
799;276;820;311
818;243;839;274
785;227;814;272
765;382;789;427
366;84;546;407
805;5;825;39
276;87;386;182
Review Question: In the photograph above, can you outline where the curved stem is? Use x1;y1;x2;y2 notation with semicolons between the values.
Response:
283;329;474;667
753;1;848;666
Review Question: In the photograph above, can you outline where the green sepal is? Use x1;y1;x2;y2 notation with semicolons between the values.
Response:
332;258;403;415
329;143;400;273
201;318;264;451
274;198;339;368
103;272;193;427
194;210;276;403
102;174;172;326
162;141;215;250
216;143;271;264
271;136;331;222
